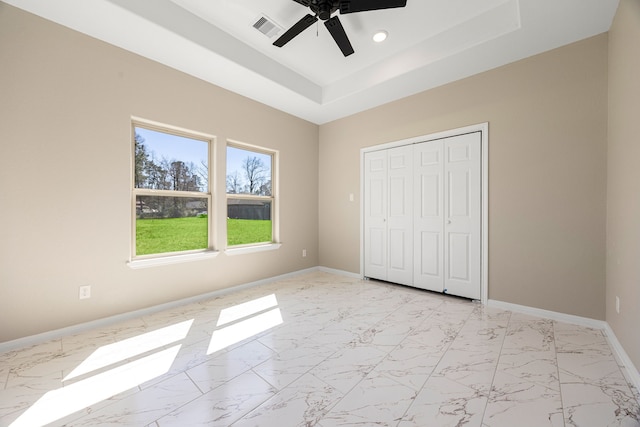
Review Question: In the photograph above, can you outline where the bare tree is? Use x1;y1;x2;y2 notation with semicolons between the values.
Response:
195;160;208;192
134;133;148;188
258;179;272;196
242;156;267;194
226;170;242;194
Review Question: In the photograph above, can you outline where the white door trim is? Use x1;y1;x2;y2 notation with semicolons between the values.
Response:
360;123;489;304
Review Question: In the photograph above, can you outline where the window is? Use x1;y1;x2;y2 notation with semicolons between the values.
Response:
226;143;276;247
132;122;212;257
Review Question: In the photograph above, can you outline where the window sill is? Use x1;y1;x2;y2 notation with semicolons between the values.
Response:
127;250;219;269
225;243;282;256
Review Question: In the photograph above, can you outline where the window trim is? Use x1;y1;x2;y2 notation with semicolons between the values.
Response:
127;250;219;269
226;140;279;249
225;243;282;256
130;118;216;261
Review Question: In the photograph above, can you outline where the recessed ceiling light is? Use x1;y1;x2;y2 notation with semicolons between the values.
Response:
373;30;388;43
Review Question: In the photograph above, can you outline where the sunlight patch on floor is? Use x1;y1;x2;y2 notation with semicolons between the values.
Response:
10;345;182;427
208;294;283;354
64;319;194;382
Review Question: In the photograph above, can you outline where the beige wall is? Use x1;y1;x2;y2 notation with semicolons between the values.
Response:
319;34;608;320
0;5;319;343
607;0;640;370
0;2;625;357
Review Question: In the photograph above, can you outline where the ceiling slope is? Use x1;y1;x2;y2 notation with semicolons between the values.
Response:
2;0;619;124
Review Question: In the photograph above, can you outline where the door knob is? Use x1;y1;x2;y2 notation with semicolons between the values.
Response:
447;219;452;224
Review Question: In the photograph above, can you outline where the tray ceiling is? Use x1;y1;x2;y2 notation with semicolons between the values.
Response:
2;0;619;124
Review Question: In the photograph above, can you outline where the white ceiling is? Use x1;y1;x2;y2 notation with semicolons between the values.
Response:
3;0;619;124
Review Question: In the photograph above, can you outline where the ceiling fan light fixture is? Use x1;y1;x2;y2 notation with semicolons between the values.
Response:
274;1;406;56
373;30;388;43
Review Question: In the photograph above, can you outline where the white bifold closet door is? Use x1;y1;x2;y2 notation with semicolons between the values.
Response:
364;132;481;300
414;132;481;299
363;145;413;286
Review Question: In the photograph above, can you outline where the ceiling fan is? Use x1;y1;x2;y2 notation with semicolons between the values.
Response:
273;0;408;57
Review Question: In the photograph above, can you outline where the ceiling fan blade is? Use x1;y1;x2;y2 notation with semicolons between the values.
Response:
339;0;407;14
273;14;318;47
324;16;354;57
292;0;311;6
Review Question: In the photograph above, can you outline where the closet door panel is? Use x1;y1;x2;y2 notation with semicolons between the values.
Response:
364;150;388;281
419;231;440;276
387;145;413;286
448;232;470;281
368;228;385;269
413;141;444;292
443;133;481;299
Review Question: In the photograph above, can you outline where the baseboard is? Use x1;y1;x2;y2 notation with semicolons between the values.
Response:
0;267;321;355
488;299;640;393
317;266;362;279
603;323;640;394
488;299;607;329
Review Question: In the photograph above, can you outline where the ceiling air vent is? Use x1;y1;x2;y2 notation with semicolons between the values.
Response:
252;14;282;39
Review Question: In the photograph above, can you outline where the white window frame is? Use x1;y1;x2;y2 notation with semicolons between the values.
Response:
129;118;217;267
225;140;280;253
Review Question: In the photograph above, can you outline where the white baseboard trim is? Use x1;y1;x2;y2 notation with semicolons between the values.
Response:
488;299;640;393
487;299;607;329
317;266;362;279
0;267;321;355
603;323;640;394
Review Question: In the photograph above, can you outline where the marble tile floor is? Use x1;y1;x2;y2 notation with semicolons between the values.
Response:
1;271;638;427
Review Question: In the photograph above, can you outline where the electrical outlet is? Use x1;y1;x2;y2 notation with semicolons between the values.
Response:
79;285;91;300
616;296;620;314
302;249;307;258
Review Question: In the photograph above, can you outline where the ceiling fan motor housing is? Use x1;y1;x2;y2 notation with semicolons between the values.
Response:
311;0;339;21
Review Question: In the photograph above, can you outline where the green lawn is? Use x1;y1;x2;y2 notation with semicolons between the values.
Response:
136;217;272;255
136;217;208;255
227;218;272;246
